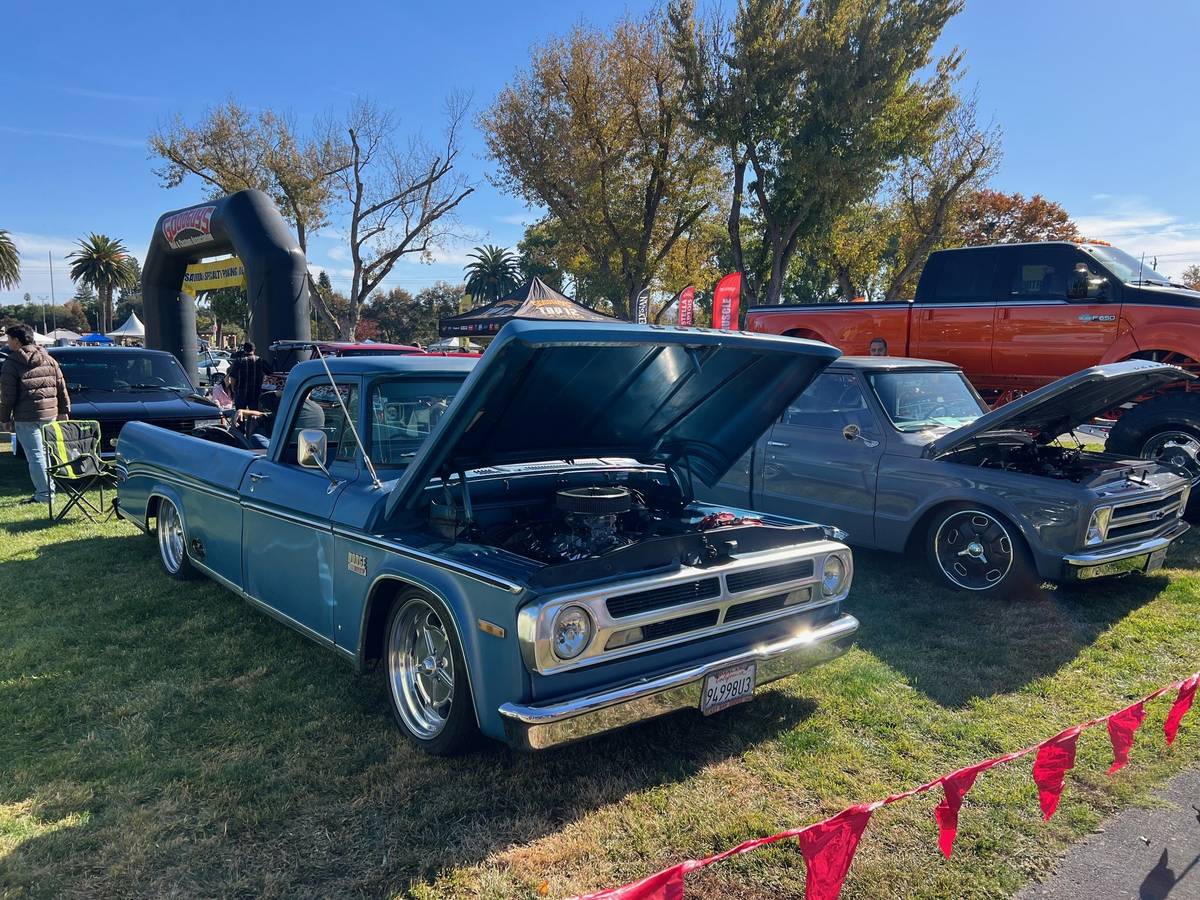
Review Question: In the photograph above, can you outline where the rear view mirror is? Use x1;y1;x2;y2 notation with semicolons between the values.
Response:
297;429;328;470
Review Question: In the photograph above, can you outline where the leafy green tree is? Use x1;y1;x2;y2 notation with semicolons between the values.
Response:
953;189;1081;246
482;8;722;318
516;221;566;291
1181;265;1200;291
463;245;520;303
114;256;144;325
206;286;249;346
365;282;465;346
68;234;137;333
670;0;962;305
0;229;19;290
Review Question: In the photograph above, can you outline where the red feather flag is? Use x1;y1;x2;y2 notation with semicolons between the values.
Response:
1164;674;1198;746
934;760;997;858
796;805;874;900
1106;701;1147;775
712;273;742;331
1032;726;1081;820
577;863;688;900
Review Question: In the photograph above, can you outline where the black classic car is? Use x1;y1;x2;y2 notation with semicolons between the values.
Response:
704;357;1193;596
11;347;225;455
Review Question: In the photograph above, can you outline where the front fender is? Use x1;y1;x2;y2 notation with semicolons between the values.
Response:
1111;320;1200;365
356;559;528;742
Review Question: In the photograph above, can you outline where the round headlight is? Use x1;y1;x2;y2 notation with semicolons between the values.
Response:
821;554;848;597
551;605;593;660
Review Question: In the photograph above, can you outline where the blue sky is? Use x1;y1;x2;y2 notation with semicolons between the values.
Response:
3;0;1199;307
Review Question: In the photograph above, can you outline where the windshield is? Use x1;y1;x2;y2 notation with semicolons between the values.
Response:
369;376;466;466
1081;244;1173;285
55;352;196;393
868;371;987;432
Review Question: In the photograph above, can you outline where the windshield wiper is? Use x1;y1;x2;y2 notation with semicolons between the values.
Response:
1129;278;1170;287
68;383;117;393
129;383;190;393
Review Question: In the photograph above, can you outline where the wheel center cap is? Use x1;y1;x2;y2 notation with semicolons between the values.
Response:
966;541;984;558
420;656;437;675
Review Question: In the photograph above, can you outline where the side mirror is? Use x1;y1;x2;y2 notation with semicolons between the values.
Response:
843;423;861;442
297;429;329;470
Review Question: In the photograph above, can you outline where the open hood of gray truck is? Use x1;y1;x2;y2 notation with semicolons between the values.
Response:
386;320;840;519
925;359;1192;457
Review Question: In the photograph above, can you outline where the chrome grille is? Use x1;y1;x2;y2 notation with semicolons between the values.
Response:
522;540;852;675
727;560;814;593
1107;488;1186;543
607;577;721;618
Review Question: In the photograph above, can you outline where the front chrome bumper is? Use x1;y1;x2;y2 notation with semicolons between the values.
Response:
1062;520;1189;580
498;613;859;750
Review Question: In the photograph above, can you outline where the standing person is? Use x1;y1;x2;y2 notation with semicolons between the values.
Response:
228;342;271;411
0;325;71;504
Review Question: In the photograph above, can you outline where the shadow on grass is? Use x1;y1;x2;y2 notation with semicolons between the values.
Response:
0;528;817;897
847;545;1171;707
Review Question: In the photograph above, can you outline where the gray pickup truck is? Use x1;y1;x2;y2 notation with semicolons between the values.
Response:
703;357;1192;597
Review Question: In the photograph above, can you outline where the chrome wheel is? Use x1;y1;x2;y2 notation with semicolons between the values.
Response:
157;501;185;574
388;598;455;740
934;509;1014;591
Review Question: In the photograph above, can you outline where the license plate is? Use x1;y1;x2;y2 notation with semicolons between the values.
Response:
1145;548;1168;573
700;662;756;716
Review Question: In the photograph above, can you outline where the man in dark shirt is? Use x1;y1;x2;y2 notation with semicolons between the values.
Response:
228;342;271;411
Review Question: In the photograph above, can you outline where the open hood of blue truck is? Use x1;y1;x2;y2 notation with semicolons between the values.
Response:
925;359;1193;457
386;320;840;519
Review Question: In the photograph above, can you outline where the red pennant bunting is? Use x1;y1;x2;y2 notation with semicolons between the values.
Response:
1164;674;1198;746
577;863;687;900
1106;701;1147;774
1032;726;1081;820
796;805;874;900
934;760;996;858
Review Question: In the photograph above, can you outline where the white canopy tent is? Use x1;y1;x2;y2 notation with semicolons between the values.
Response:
107;313;145;342
29;329;53;346
426;336;484;352
48;328;82;343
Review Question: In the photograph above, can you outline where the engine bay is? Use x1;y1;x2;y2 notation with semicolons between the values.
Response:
938;436;1155;485
480;484;765;565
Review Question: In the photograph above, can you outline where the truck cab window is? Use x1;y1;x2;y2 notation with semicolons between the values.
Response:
283;383;359;464
369;377;466;466
927;249;998;303
1000;245;1082;301
782;373;880;435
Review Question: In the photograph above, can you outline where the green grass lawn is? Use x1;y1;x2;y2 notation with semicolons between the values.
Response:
1;450;1198;899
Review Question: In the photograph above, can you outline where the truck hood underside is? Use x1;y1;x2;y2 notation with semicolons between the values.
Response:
926;360;1193;457
385;320;840;520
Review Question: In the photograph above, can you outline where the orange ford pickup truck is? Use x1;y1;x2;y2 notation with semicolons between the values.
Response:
746;241;1200;467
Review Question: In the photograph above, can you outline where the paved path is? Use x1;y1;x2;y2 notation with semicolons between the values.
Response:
1016;768;1200;900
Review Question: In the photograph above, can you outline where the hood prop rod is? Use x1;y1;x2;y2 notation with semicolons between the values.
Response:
312;345;383;490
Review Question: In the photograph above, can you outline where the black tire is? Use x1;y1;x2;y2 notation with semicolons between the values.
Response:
383;594;479;755
155;498;200;581
1107;393;1200;518
925;503;1036;598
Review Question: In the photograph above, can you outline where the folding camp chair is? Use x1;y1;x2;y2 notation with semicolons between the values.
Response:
42;420;119;522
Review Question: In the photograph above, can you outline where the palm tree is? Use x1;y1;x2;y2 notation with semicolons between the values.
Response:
463;244;520;304
0;229;20;290
68;234;136;334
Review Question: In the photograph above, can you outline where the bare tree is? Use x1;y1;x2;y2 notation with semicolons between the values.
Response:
331;96;474;338
882;96;1001;299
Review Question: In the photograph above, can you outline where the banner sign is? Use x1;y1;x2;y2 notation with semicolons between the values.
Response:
573;671;1200;900
713;272;742;331
635;288;650;325
677;285;695;326
162;205;216;250
182;256;247;297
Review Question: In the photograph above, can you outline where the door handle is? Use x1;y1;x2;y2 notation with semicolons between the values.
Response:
766;440;790;448
249;473;269;482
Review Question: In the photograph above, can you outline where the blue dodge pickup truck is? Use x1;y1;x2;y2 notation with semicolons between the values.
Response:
115;321;860;753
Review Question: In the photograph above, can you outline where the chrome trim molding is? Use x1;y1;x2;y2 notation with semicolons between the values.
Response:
334;528;525;593
518;541;852;675
499;614;859;750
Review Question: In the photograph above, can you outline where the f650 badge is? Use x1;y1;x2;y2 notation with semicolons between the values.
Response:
347;552;368;576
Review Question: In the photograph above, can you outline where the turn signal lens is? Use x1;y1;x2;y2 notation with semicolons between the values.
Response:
1085;506;1112;546
551;605;593;660
1179;484;1192;518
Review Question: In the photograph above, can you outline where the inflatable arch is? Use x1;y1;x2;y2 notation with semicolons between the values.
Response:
143;189;311;377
